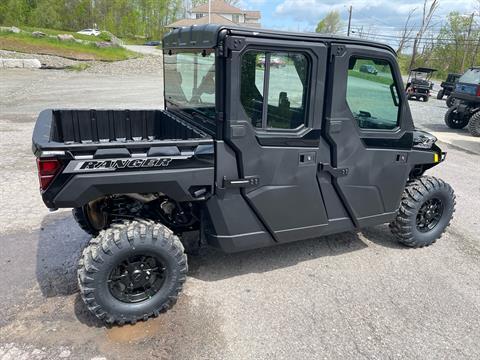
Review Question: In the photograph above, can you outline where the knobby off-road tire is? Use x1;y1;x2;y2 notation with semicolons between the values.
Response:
436;89;444;100
444;106;469;129
78;220;187;325
72;207;100;236
390;176;455;248
467;111;480;137
446;95;456;108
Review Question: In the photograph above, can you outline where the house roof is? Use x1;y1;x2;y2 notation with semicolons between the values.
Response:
245;11;261;19
191;0;244;14
166;13;237;29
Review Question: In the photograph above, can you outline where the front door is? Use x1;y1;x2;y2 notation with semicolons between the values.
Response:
224;37;331;243
324;44;413;227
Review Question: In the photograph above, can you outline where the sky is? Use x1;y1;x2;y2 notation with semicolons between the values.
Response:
237;0;478;47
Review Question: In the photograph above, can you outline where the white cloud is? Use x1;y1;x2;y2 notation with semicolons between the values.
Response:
273;0;475;28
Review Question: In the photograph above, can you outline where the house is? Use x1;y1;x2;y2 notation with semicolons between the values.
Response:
166;0;261;29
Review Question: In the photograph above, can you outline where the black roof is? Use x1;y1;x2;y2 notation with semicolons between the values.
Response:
411;67;437;73
163;24;396;54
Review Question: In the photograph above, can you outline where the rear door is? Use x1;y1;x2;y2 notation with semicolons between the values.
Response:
324;44;413;227
223;37;331;243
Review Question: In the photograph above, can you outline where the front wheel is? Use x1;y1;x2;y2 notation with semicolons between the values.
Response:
436;89;444;100
390;176;455;248
78;220;187;325
444;106;469;129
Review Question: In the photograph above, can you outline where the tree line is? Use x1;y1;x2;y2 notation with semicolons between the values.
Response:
315;1;480;78
0;0;208;39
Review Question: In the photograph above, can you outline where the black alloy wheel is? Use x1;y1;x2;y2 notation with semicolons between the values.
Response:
108;254;167;303
416;198;443;233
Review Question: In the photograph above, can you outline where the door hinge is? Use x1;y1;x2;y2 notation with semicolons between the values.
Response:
223;176;260;188
330;44;346;62
320;163;349;177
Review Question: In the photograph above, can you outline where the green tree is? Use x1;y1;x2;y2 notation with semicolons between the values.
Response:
2;0;32;26
315;10;342;34
31;0;64;29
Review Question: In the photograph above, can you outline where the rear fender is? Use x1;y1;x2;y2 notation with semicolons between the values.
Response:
47;167;214;208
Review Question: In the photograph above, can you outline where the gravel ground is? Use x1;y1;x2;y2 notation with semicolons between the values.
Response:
0;49;162;75
0;68;479;360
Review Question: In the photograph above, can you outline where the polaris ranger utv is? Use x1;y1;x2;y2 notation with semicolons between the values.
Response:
444;67;480;136
32;25;455;325
437;72;460;102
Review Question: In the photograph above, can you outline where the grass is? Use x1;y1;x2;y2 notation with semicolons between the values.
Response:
0;26;136;61
0;30;137;61
120;36;148;45
66;63;91;71
20;26;100;42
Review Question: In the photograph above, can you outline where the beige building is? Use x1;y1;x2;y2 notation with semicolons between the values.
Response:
167;0;261;29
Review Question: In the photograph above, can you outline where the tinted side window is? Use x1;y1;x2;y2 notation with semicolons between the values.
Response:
346;57;400;130
240;51;309;130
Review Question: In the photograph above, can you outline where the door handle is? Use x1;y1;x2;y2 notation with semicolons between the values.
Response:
299;152;316;164
320;163;349;177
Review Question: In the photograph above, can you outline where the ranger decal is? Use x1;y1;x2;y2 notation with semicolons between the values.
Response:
63;156;191;173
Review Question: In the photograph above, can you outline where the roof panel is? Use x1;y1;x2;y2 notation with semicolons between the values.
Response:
163;24;396;54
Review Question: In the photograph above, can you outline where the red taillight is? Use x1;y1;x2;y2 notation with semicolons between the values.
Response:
36;158;61;191
476;85;480;97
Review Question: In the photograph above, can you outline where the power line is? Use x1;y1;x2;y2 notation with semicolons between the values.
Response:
351;29;480;42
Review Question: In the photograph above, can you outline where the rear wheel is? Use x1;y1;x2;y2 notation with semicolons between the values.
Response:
444;106;469;129
78;220;187;325
436;89;444;100
73;206;104;236
423;95;429;102
467;111;480;137
390;176;455;248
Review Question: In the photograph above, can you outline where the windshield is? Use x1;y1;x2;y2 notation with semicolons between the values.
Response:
164;51;216;120
459;68;480;84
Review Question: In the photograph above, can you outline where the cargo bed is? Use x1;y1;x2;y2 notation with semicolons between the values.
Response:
32;109;212;155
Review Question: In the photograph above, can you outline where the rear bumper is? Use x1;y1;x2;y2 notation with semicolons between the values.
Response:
451;92;479;104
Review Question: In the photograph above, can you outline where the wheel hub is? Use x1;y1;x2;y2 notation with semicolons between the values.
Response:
416;198;444;233
108;254;166;303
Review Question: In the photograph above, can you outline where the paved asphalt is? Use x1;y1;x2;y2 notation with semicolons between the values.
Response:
0;68;479;359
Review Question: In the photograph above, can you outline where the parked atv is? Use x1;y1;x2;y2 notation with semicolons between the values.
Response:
33;25;456;325
437;73;460;101
444;67;480;136
406;67;436;102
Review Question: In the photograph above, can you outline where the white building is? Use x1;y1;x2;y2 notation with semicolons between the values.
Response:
167;0;261;29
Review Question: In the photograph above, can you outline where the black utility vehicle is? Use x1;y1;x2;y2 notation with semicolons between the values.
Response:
406;67;436;102
33;25;456;325
438;73;460;102
444;67;480;136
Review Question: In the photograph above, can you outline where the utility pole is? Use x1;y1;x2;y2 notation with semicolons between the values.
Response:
473;36;480;67
347;5;352;36
461;12;474;72
208;0;211;24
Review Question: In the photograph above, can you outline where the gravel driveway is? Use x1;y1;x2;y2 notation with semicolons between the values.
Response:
0;63;479;360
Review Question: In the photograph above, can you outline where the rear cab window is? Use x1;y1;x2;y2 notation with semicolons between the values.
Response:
346;57;400;130
459;68;480;84
163;50;216;132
